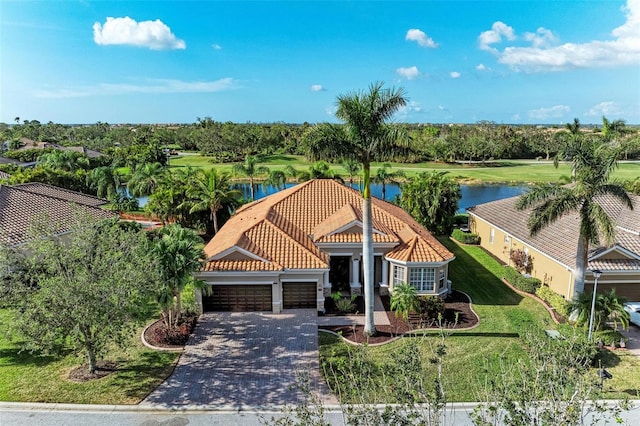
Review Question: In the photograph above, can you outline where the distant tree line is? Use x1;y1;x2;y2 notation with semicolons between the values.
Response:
2;117;639;164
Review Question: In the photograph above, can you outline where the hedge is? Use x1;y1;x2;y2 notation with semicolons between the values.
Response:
536;285;570;317
451;229;480;244
503;266;541;294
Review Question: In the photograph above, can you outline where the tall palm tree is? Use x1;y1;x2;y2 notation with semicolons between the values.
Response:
88;165;122;199
127;162;166;197
342;158;361;187
372;163;405;201
263;169;287;191
232;155;270;200
185;168;241;234
304;81;408;336
517;137;633;298
150;224;204;328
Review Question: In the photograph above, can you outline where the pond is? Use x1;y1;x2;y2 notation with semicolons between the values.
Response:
231;181;529;212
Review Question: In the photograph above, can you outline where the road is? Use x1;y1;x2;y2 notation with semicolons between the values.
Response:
2;402;639;426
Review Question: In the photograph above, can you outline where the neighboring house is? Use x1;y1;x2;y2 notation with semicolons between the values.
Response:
468;193;640;301
0;156;36;168
0;182;116;247
196;179;455;313
14;138;105;158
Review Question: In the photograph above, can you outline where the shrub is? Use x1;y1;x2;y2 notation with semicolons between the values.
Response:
335;296;357;314
536;285;570;317
152;313;198;346
390;283;420;320
503;266;541;294
509;249;533;274
451;229;480;244
418;296;445;321
453;214;469;227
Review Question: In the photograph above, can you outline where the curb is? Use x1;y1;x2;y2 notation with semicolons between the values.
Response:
140;320;184;352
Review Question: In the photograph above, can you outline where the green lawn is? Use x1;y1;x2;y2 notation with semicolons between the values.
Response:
319;238;640;402
0;310;179;404
170;154;640;184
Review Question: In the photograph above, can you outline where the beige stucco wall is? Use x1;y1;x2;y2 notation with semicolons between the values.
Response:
469;214;574;299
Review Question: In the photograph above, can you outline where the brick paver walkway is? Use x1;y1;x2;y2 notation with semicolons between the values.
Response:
142;311;338;408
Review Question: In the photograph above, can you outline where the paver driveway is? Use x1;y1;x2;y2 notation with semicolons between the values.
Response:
143;310;336;408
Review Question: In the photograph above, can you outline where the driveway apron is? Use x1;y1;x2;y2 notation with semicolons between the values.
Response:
142;311;336;408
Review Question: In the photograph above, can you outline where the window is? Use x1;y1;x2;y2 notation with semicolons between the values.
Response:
504;235;510;243
490;228;495;244
439;269;446;289
393;265;406;286
409;268;435;292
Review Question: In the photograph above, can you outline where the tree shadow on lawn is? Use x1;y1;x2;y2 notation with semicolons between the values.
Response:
107;351;179;399
442;238;524;306
0;347;69;367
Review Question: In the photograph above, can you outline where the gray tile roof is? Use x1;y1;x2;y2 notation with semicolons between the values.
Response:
0;171;9;180
0;184;116;246
468;192;640;270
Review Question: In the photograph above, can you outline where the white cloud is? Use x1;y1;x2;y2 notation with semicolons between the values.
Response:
397;101;423;118
325;106;338;116
212;44;222;50
310;84;325;92
450;71;461;78
396;66;420;80
93;17;186;50
438;105;448;111
405;29;437;48
479;0;640;71
34;78;236;98
528;105;571;120
478;21;515;51
475;63;489;71
523;27;557;48
585;101;623;117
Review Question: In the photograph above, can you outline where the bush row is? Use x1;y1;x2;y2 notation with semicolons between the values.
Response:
451;229;480;244
535;285;570;317
503;266;542;294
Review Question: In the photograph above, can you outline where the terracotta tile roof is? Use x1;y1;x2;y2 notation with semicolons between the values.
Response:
0;184;116;246
468;192;640;271
589;258;640;271
203;179;454;272
12;183;108;207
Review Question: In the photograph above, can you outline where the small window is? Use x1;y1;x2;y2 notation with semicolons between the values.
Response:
393;265;406;286
409;268;435;292
439;269;446;289
490;228;495;244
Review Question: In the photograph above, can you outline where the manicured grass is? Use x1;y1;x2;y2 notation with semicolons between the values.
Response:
319;238;640;402
170;154;640;184
0;309;179;404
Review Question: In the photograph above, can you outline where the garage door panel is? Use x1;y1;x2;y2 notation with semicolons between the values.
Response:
584;283;640;301
203;285;272;312
283;282;316;309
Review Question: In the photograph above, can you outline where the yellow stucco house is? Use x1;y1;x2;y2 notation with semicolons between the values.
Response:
196;179;455;313
468;192;640;301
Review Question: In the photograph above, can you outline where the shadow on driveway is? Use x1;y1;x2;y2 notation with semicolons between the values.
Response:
142;311;335;408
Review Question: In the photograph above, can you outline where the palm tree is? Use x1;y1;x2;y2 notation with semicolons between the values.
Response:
390;283;420;321
263;169;287;191
342;158;361;187
570;289;629;332
232;155;270;200
185;168;241;234
127;162;165;197
150;224;204;328
517;137;633;298
39;150;89;172
88;165;122;199
598;289;629;331
372;163;405;201
303;81;408;336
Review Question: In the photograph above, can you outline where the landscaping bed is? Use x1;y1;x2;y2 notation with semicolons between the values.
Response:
319;290;478;344
143;313;199;349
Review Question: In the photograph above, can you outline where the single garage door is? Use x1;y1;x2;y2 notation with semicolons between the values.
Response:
283;282;317;309
203;285;272;312
584;283;640;302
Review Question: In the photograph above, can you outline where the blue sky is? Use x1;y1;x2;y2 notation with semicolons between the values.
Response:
1;0;639;125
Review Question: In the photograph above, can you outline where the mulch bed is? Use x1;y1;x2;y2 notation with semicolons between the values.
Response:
68;360;117;382
143;314;199;349
319;290;478;345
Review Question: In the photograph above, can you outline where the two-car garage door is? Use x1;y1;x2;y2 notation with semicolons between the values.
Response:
202;282;317;312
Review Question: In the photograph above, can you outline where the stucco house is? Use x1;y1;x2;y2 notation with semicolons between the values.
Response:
0;182;116;247
196;179;455;313
467;192;640;301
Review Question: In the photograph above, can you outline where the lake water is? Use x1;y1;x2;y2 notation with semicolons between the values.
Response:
130;181;528;212
231;182;528;213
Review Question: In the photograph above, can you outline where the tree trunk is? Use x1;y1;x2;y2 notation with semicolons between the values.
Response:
87;346;97;374
381;183;386;201
212;208;219;234
362;166;376;337
174;291;182;328
573;234;589;299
